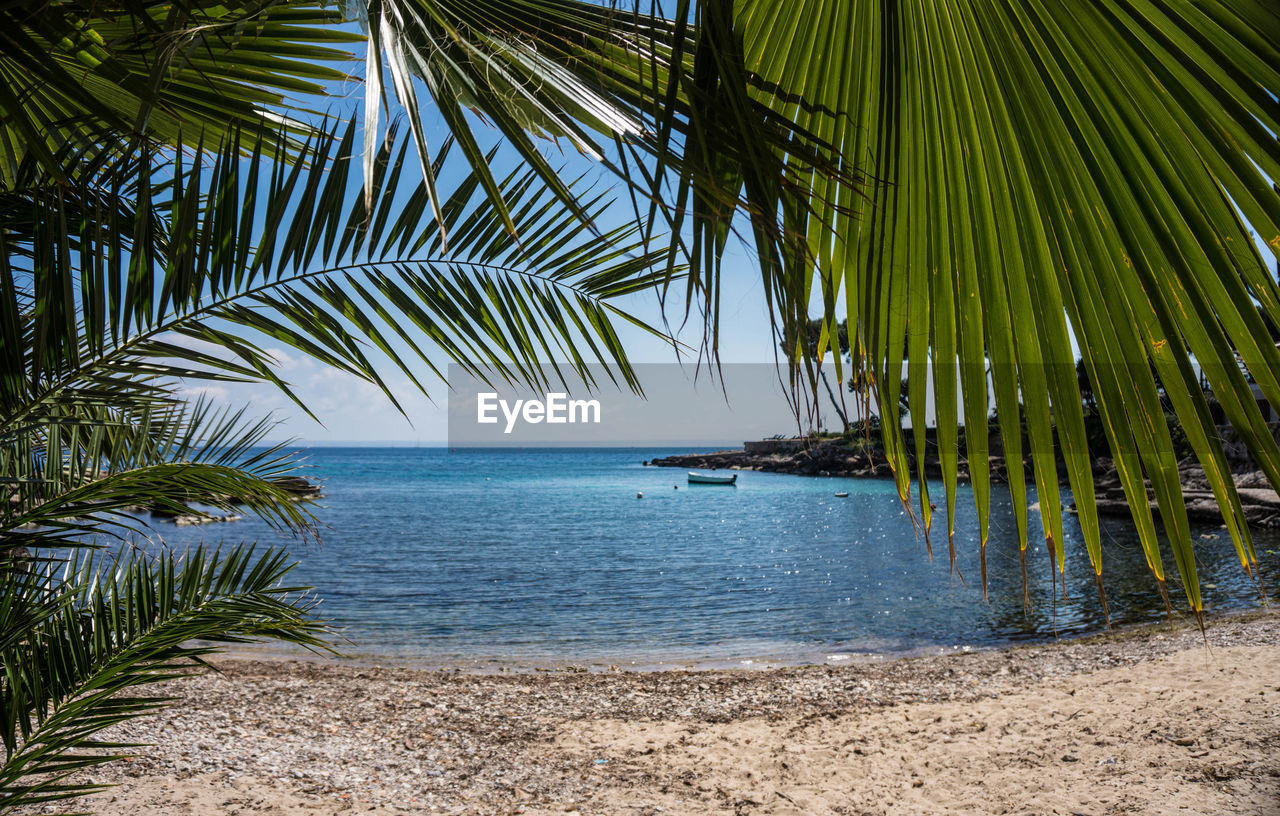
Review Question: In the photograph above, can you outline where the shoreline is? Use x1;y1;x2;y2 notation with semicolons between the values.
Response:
649;440;1280;528
212;606;1238;675
74;608;1280;815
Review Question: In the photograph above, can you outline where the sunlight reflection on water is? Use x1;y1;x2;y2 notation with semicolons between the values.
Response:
145;447;1278;665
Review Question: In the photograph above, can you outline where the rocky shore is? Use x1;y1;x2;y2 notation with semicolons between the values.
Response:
647;440;966;481
62;610;1280;816
1093;462;1280;529
650;440;1280;528
140;476;324;527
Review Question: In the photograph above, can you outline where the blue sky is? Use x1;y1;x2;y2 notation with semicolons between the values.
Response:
183;112;1280;445
184;250;787;443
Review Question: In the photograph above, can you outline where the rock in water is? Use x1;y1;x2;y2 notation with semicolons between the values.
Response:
271;475;323;500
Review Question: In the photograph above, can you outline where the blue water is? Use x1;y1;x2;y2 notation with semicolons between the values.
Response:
141;447;1278;667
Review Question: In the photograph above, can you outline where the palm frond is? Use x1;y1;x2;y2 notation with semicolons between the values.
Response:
2;120;678;429
736;0;1280;612
0;545;327;811
0;390;319;550
362;0;851;350
0;0;360;185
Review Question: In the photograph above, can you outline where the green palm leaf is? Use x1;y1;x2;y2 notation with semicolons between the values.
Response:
362;0;850;336
727;0;1279;613
0;545;327;811
1;120;679;433
0;1;360;185
0;392;320;552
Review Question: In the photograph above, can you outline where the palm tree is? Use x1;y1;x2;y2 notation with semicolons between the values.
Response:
2;5;686;805
0;113;681;806
353;0;1274;617
3;0;1280;809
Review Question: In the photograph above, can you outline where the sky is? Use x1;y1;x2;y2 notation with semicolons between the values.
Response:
180;267;787;445
174;109;795;445
183;122;1280;446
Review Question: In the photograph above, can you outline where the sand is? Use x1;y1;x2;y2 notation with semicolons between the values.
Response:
59;612;1280;815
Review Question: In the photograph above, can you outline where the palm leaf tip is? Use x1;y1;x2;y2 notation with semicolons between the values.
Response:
0;546;329;811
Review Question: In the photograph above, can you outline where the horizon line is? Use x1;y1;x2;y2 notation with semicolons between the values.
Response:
267;440;748;448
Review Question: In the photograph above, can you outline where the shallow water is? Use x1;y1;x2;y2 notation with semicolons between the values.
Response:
140;447;1278;666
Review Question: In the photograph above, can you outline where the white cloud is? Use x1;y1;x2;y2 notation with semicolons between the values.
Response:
175;384;231;404
179;361;448;444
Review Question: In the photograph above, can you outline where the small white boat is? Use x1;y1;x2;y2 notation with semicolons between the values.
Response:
834;492;849;498
688;471;737;485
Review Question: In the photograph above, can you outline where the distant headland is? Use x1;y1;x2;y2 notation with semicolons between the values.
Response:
648;433;1280;529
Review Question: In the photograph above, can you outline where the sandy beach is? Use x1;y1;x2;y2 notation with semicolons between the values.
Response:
66;611;1280;816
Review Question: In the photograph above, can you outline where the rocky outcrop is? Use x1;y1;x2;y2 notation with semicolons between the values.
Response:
650;440;1280;528
271;476;324;500
173;512;244;526
216;476;323;507
148;504;243;525
1091;462;1280;529
146;476;322;526
647;439;1002;481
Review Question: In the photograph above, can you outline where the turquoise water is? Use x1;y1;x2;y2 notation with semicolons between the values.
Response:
146;447;1278;666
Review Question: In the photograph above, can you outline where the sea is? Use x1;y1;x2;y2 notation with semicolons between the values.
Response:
140;447;1278;669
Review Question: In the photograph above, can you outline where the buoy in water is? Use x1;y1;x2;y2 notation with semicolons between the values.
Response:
673;485;678;490
636;491;643;499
